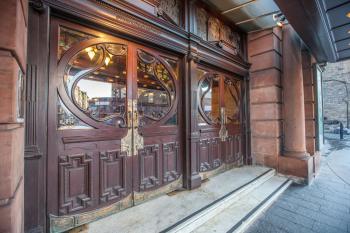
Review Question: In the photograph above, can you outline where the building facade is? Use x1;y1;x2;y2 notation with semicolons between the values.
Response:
0;0;338;232
323;60;350;128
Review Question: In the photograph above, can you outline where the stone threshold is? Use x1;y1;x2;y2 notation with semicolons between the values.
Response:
86;166;290;233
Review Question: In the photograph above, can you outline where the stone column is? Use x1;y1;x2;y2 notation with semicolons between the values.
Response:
282;25;308;158
279;25;313;183
0;0;27;232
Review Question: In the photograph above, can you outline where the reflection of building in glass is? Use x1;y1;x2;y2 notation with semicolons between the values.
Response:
74;86;89;110
57;99;91;129
88;95;125;119
138;88;170;119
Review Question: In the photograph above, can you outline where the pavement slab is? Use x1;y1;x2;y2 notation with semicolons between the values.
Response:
246;139;350;233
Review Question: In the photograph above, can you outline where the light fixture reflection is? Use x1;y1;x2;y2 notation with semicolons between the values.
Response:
85;47;95;60
105;56;111;66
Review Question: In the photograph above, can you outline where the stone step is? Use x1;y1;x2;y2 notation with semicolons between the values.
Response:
87;166;279;233
161;169;278;233
191;176;292;233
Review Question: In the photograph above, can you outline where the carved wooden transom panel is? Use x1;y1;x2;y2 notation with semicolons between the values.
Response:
196;8;208;40
159;0;180;25
208;17;221;41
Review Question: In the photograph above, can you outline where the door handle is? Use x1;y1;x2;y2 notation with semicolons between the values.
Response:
219;107;228;141
119;110;133;129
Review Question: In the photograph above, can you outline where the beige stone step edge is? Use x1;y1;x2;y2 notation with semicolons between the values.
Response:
161;168;276;233
228;178;293;233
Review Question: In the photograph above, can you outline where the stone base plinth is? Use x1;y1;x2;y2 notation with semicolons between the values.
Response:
278;155;314;184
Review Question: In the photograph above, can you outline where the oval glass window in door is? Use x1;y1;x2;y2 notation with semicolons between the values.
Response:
224;77;240;124
136;50;176;126
64;43;128;127
198;75;220;124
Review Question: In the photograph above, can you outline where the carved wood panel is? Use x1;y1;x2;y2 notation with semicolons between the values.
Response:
158;0;181;25
234;135;242;162
211;137;222;168
99;150;128;203
58;153;93;215
196;8;208;40
224;135;235;163
162;142;180;183
138;144;161;190
208;17;221;41
194;6;242;56
198;139;211;172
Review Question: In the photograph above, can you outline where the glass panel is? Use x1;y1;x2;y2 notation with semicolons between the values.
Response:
199;75;220;124
224;77;240;124
197;69;208;126
137;50;176;126
58;27;96;60
165;114;177;125
64;43;127;126
57;97;92;130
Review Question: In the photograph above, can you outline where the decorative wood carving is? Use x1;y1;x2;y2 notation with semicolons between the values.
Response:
235;135;242;161
198;139;211;172
157;0;180;25
162;142;180;182
194;5;242;56
211;137;221;168
138;144;161;190
230;31;241;55
225;135;235;163
208;17;220;41
196;8;208;40
220;25;232;45
59;153;93;215
99;150;128;203
25;63;43;159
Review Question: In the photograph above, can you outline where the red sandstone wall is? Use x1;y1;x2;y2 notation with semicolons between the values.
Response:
0;0;27;232
247;28;283;169
302;51;317;155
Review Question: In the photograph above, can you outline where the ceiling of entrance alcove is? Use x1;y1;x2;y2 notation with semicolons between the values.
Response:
204;0;281;32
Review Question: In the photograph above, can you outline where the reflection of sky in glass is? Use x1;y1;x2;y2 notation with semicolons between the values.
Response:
78;79;112;98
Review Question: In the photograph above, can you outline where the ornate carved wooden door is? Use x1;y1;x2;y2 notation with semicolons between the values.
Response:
47;19;182;232
196;67;243;179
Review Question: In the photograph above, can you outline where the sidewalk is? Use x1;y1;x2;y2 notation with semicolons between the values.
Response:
246;140;350;233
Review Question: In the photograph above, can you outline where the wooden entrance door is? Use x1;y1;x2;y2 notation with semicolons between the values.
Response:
47;19;182;227
196;67;243;179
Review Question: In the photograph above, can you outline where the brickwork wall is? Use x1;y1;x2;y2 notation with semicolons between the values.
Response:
0;0;27;232
248;28;283;169
322;60;350;126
